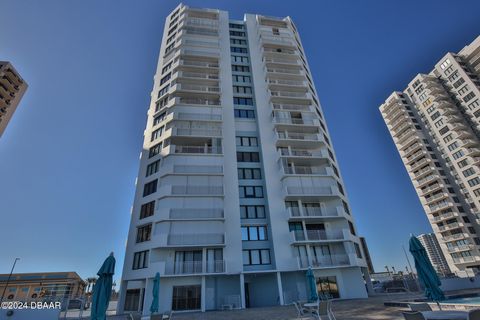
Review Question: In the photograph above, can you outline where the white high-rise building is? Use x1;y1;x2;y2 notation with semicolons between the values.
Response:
0;61;27;137
380;36;480;276
417;233;451;276
119;4;368;315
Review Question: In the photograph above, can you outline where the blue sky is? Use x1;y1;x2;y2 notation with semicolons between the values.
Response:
0;0;479;281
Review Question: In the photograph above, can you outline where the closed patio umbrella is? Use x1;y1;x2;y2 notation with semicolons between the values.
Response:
409;235;445;305
150;272;160;314
306;267;319;302
91;252;116;320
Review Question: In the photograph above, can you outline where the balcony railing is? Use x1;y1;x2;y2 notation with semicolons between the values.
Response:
280;149;326;158
164;260;225;275
178;97;220;106
176;112;222;121
267;68;303;75
167;233;225;246
298;255;350;268
174;127;222;137
173;145;222;154
176;71;219;80
283;166;327;175
169;208;224;219
173;165;223;174
272;103;311;111
175;84;220;93
171;185;224;195
277;132;320;141
291;229;345;242
288;206;342;218
286;186;333;196
274;117;317;125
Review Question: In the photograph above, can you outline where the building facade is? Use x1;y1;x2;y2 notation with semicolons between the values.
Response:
119;4;368;315
417;233;451;276
0;272;85;301
0;61;27;137
380;36;480;276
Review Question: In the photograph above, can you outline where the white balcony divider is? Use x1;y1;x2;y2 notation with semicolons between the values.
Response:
169;208;224;219
167;233;224;245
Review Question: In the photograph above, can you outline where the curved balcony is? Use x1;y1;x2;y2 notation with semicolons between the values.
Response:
169;208;224;220
290;229;349;243
171;144;222;155
297;254;351;269
166;233;225;247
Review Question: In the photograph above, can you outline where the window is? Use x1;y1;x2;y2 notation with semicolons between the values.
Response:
230;38;247;45
438;126;449;135
233;97;253;105
243;249;271;265
153;112;166;126
238;168;262;179
132;250;149;269
458;85;470;95
440;58;451;70
232;65;250;72
354;243;363;258
230;47;248;53
316;276;340;298
464;92;476;103
146;160;160;177
157;84;170;98
149;143;162;158
468;177;480;187
237;152;260;162
136;224;152;243
233;86;252;94
236;136;258;146
452;150;465;160
448;70;460;81
430;111;441;120
229;23;244;29
229;31;246;37
272;28;280;35
151;126;164;142
241;226;267;241
434;119;444;128
458;159;469;168
443;65;454;76
463;168;476;178
143;180;158;197
443;134;453;143
240;205;266;219
468;99;479;111
231;55;249;63
172;285;201;311
447;142;459;151
160;73;171;85
162;62;172;74
453;78;465;88
239;186;264;198
140;201;155;219
124;289;141;311
232;75;251;83
234;109;255;119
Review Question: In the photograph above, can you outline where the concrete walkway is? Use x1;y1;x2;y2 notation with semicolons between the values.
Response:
171;295;409;320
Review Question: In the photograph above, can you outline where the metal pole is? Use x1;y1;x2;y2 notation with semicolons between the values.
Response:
403;245;421;291
0;258;20;302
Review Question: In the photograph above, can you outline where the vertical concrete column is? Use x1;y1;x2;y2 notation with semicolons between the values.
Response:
239;273;246;309
276;272;284;305
201;276;206;312
116;280;127;314
142;278;151;316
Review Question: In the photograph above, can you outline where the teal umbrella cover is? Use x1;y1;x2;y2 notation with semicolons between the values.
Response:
306;267;319;302
91;253;116;320
150;272;160;314
409;236;445;302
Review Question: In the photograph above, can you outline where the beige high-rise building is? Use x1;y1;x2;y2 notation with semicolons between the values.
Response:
417;233;451;276
380;36;480;276
0;61;27;137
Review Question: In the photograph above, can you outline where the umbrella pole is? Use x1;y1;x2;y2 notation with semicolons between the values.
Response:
436;301;442;311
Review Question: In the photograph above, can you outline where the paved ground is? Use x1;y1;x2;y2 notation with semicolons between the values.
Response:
170;295;410;320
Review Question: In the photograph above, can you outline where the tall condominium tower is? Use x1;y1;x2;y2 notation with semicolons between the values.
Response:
0;61;27;137
380;36;480;276
417;233;451;276
119;4;368;314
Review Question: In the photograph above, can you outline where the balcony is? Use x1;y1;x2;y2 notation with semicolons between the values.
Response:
176;97;221;106
173;71;219;82
170;127;222;137
263;47;297;56
297;254;350;269
266;67;304;77
164;260;225;275
176;59;219;69
425;192;449;204
291;229;346;243
447;244;474;253
260;34;296;47
443;233;468;242
273;117;319;127
166;233;225;247
268;78;306;87
429;201;454;214
432;211;455;222
409;158;431;171
285;186;338;199
272;103;312;112
276;131;321;141
278;148;328;160
265;58;301;66
422;183;444;196
288;206;346;220
172;144;222;155
437;221;463;232
466;147;480;156
169;208;224;220
171;185;224;196
413;166;436;179
173;165;223;175
171;83;220;95
416;174;440;187
180;48;220;58
175;112;222;122
282;165;330;176
453;256;480;264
